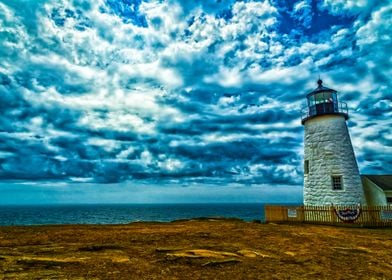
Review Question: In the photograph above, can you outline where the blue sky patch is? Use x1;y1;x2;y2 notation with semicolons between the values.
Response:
103;0;148;27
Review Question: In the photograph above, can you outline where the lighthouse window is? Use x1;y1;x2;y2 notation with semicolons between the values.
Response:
331;176;343;190
304;160;309;174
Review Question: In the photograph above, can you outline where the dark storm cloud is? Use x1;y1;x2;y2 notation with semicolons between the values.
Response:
0;0;390;190
0;133;62;180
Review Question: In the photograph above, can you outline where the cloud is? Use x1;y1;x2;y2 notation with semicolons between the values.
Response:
0;0;390;202
319;0;376;16
291;0;313;29
0;181;303;205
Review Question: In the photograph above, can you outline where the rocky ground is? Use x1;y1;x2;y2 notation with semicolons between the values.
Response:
0;218;391;279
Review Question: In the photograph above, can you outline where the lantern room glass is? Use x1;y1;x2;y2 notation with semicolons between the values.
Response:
307;91;338;116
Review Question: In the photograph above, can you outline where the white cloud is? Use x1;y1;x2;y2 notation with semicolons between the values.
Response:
292;0;313;29
320;0;375;16
87;137;121;152
356;5;392;47
158;157;184;172
116;146;135;160
204;66;242;88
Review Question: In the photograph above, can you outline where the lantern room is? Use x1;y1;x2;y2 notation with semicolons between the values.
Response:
301;79;348;124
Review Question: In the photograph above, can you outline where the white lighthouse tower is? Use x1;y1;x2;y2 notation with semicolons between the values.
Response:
301;79;366;206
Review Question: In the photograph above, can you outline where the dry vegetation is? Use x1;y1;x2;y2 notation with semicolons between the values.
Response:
1;218;392;279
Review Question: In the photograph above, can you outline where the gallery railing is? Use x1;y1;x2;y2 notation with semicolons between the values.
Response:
301;101;348;123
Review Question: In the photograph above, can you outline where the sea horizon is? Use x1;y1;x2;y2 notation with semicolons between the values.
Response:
0;202;300;226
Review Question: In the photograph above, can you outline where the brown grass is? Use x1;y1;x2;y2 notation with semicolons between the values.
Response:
0;218;391;279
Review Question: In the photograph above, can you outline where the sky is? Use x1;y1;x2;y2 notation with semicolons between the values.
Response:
0;0;391;204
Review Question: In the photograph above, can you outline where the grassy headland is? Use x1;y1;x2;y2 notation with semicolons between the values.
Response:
1;218;391;279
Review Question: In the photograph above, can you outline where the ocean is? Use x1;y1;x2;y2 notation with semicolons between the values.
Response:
0;203;265;226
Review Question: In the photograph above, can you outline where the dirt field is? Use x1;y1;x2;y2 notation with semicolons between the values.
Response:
0;219;391;279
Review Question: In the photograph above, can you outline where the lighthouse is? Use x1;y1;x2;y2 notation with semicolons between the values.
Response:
301;79;366;206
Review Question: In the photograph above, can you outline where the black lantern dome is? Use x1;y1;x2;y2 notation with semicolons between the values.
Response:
301;79;348;124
